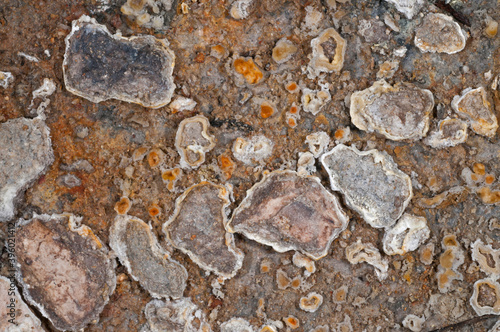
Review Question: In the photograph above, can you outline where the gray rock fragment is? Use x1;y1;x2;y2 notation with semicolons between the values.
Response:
414;13;467;54
424;117;468;149
15;214;116;331
110;214;188;299
0;276;43;332
228;170;349;260
320;144;412;229
164;182;244;279
384;0;425;19
0;116;54;222
63;15;176;108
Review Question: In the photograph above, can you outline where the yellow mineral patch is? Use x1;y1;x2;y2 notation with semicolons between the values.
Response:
234;58;263;84
114;196;131;215
284;315;300;329
299;292;323;312
477;187;500;204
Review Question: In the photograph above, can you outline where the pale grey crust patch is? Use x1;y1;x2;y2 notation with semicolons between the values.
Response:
175;115;216;169
0;276;43;332
320;144;412;229
424;117;468;149
451;87;499;138
0;116;54;222
163;182;244;279
227;170;349;260
63;15;176;109
14;213;116;331
350;80;434;141
109;214;188;299
414;13;467;54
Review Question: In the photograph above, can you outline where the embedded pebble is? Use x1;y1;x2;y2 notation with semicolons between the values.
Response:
297;152;316;176
228;170;349;260
305;131;330;158
230;0;254;20
436;234;465;293
232;135;274;165
382;213;430;256
121;0;177;30
293;252;316;275
299;292;323;312
15;214;116;331
164;182;244;278
470;278;500;316
0;71;14;88
424;117;468;149
308;27;346;77
169;96;197;113
384;0;425;19
110;214;187;298
350;80;434;141
0;276;43;332
175;115;216;169
301;88;331;115
471;239;500;278
272;38;298;64
144;298;211;332
220;317;254;332
451;87;498;138
320;144;412;229
0;116;54;222
63;15;176;108
414;13;467;54
345;239;389;280
402;314;425;332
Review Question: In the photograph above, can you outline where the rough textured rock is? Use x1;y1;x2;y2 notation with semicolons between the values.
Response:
350;80;434;141
110;214;188;298
414;13;467;54
63;15;175;108
382;213;430;256
228;170;349;260
308;27;346;77
175;115;216;169
144;298;211;332
0;276;43;332
0;116;53;222
424;118;468;149
384;0;425;19
164;182;244;279
14;214;116;331
321;144;412;229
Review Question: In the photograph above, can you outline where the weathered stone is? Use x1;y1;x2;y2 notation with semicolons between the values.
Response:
0;276;43;332
144;298;211;332
63;15;175;108
228;170;349;260
308;28;346;77
382;213;430;256
350;80;434;141
424;117;468;149
110;214;187;298
451;87;498;138
320;144;412;229
414;13;467;54
0;117;53;222
164;182;244;278
384;0;425;19
15;214;116;331
175;115;216;169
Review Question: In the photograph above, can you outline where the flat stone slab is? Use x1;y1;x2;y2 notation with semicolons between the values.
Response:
110;214;188;298
0;276;43;332
164;182;244;278
228;170;349;260
63;15;175;108
320;144;412;229
15;214;116;331
0;116;53;222
350;80;434;141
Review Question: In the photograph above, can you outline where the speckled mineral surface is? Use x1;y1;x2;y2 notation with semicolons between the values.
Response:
414;13;467;54
321;144;412;229
228;170;349;260
14;214;116;331
110;214;187;299
164;182;244;278
0;116;53;222
63;15;175;108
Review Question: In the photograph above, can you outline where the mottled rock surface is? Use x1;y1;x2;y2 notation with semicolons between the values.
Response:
110;214;188;298
414;13;467;54
15;214;116;331
228;170;349;260
0;117;53;222
63;15;175;108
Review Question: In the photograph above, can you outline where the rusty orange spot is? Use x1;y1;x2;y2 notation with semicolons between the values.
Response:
286;82;298;92
234;58;263;84
289;105;298;114
473;163;486;175
190;234;197;240
261;265;270;273
194;52;205;63
291;278;301;288
314;113;329;126
162;168;181;181
115;197;130;215
148;204;160;217
471;173;479;181
287;118;297;127
148;151;161;168
485;175;495;185
477;187;500;204
284;316;299;329
219;155;233;169
260;104;274;118
443;235;458;247
212;44;225;55
334;129;344;140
